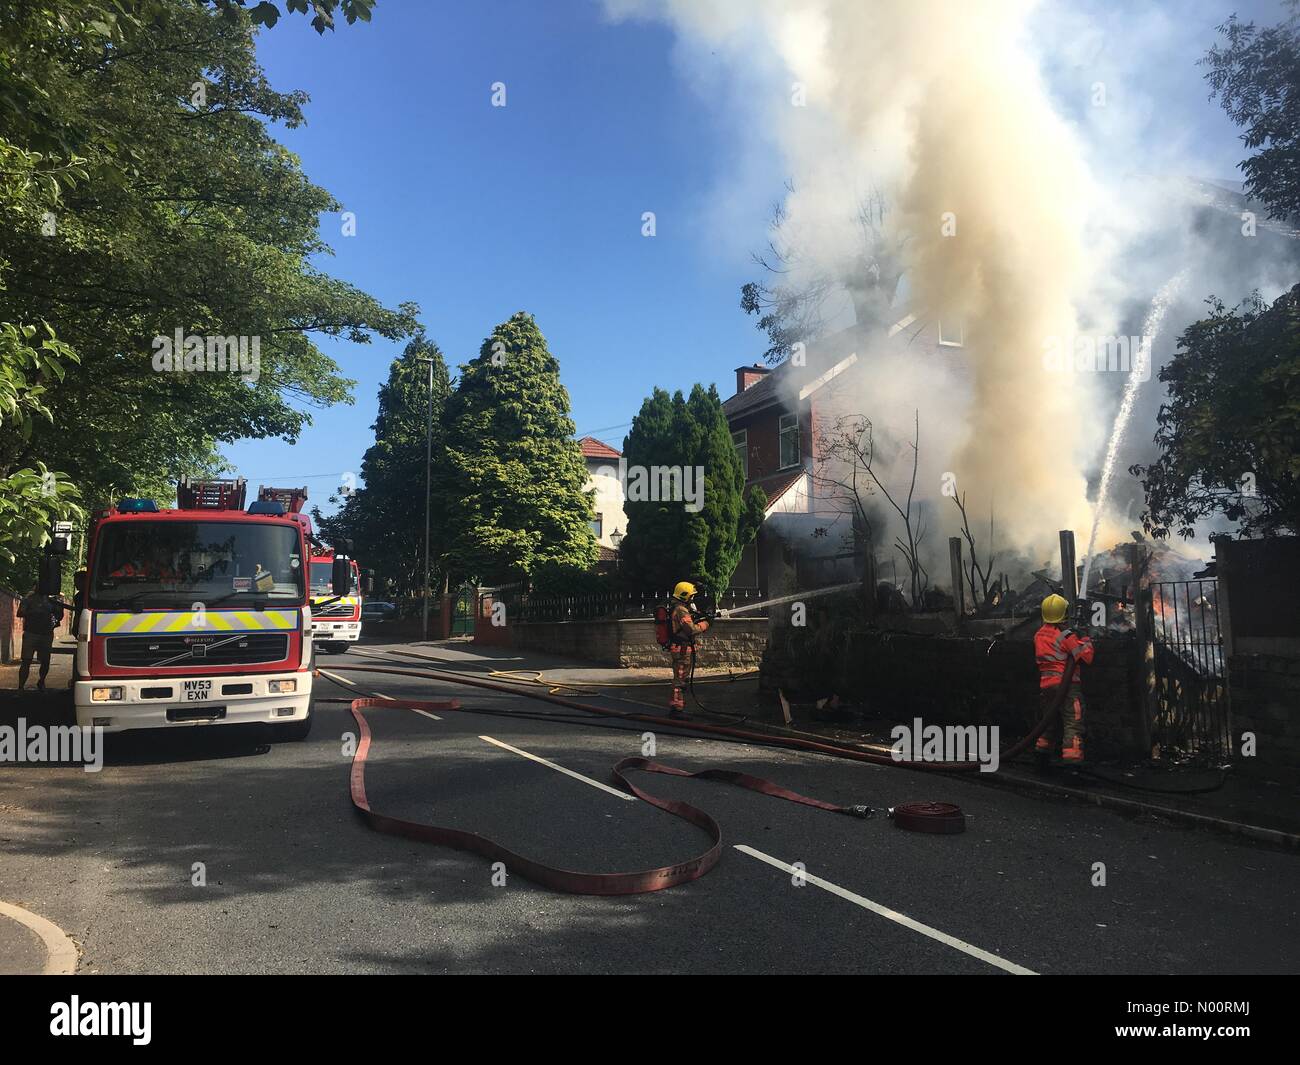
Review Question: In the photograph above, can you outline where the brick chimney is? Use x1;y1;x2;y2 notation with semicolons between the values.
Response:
735;363;771;394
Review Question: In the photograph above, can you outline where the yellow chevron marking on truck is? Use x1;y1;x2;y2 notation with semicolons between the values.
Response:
94;610;298;635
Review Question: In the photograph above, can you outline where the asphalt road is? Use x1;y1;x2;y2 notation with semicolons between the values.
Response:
2;641;1297;974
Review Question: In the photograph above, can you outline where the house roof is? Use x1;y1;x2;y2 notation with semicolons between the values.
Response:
722;317;957;421
753;469;804;513
723;324;876;419
722;358;794;419
578;436;621;460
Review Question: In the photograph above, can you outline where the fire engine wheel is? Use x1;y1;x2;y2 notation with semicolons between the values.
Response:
271;714;313;742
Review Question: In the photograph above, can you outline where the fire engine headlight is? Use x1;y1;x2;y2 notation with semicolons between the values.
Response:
91;687;123;702
268;679;297;694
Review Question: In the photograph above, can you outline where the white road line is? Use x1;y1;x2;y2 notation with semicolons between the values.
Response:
733;844;1037;975
351;648;399;663
479;735;634;801
318;669;439;718
0;900;78;975
408;704;441;720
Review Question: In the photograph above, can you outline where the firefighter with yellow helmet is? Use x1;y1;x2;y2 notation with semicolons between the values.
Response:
1034;593;1094;765
666;580;710;716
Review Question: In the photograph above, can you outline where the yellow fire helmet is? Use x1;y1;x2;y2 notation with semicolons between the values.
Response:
673;581;697;602
1041;593;1069;624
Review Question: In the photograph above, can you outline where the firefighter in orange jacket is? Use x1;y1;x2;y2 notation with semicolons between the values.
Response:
667;581;710;715
1034;593;1094;764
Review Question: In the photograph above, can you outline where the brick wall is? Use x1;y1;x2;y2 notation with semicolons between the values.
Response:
473;593;511;647
508;618;768;669
762;627;1143;759
1229;654;1300;781
509;619;623;665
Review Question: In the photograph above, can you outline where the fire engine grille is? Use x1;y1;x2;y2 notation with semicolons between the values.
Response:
314;602;357;618
104;633;291;668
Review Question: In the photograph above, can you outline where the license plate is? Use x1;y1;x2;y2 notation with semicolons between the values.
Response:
183;679;213;702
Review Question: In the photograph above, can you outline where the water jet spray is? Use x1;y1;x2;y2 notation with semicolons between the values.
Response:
1078;271;1188;599
715;580;864;618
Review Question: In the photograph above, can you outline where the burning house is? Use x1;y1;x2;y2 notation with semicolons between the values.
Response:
724;316;970;599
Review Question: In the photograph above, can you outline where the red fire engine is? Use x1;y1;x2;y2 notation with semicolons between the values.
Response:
71;478;354;739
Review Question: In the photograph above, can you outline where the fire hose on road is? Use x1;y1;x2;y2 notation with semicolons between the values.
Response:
323;655;1081;895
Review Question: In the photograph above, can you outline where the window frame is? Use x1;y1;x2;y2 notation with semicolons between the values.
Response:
732;429;749;480
778;413;800;471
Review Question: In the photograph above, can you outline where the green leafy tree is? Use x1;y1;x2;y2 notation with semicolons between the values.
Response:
0;0;410;567
0;322;83;588
0;63;89;587
211;0;376;33
441;313;596;587
1203;2;1300;219
619;385;765;593
1132;288;1300;538
317;330;452;596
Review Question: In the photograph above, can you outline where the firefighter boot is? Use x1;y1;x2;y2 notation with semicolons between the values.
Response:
668;688;685;716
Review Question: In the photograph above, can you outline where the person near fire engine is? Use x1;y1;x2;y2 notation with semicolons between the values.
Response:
17;586;65;692
667;580;710;716
1034;593;1094;765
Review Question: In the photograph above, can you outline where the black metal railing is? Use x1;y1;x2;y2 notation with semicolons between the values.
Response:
1149;578;1230;759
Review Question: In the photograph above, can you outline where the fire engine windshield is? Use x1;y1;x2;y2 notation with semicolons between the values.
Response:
310;561;358;596
90;521;305;607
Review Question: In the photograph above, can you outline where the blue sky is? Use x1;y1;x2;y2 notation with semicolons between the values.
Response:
224;0;1279;513
225;0;779;508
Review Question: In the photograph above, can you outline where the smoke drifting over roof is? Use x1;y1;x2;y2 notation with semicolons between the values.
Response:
606;0;1300;568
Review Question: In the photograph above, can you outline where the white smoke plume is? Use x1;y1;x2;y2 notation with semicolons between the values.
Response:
607;0;1102;549
605;0;1299;579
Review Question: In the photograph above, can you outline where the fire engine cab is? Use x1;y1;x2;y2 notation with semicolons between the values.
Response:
71;478;353;739
310;550;362;651
256;486;368;653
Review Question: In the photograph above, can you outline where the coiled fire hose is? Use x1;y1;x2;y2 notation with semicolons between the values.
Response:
331;657;1079;895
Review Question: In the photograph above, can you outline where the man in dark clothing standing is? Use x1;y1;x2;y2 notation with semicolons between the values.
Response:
17;587;64;691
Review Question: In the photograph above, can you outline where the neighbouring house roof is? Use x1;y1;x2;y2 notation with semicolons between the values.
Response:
579;436;621;460
596;544;618;562
750;469;804;513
